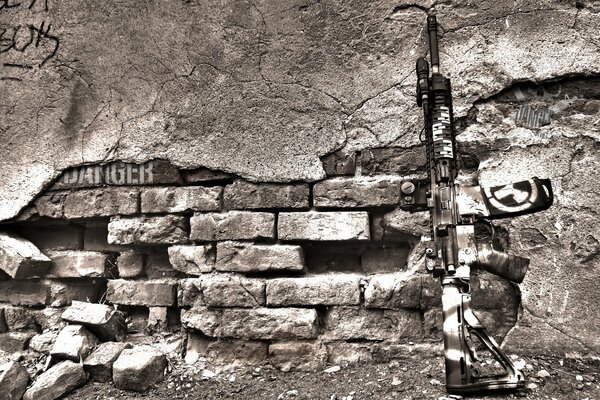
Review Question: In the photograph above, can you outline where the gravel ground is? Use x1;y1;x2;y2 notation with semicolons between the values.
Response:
64;354;599;400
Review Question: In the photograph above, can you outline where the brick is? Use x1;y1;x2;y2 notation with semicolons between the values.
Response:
0;232;51;279
0;361;29;400
50;325;99;361
141;186;221;213
278;211;370;241
223;180;309;210
108;215;188;245
23;361;87;400
61;301;127;341
168;245;214;275
216;241;304;273
0;279;105;307
181;307;318;339
113;346;166;392
16;225;84;251
1;305;37;331
190;211;274;241
372;208;430;241
104;160;180;185
321;149;357;176
313;176;404;207
35;192;67;218
107;279;177;306
63;187;139;219
202;274;265;307
181;167;234;183
360;146;427;176
147;307;169;331
326;342;374;365
266;274;362;306
84;342;131;382
364;274;423;309
269;341;327;372
46;250;114;278
116;251;145;278
145;251;180;279
177;275;265;308
205;340;268;366
323;307;422;340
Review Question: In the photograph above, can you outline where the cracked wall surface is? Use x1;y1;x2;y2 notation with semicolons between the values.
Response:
1;0;599;357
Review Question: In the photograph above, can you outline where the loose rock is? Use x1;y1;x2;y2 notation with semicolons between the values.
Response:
61;301;127;341
23;360;87;400
0;361;29;400
50;325;99;361
112;345;167;392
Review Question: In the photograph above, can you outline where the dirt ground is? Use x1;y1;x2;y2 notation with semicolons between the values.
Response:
64;354;599;400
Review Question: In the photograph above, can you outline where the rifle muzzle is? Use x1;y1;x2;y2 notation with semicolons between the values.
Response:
476;243;529;283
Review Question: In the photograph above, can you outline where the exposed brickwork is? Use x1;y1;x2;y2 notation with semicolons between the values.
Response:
266;275;362;306
313;177;404;208
106;280;177;306
190;211;275;241
141;186;221;213
63;188;139;219
168;245;214;275
223;180;310;210
108;215;188;245
216;241;305;273
46;251;114;278
278;211;370;241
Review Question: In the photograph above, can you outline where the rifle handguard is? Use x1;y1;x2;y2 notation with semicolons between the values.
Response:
476;243;529;283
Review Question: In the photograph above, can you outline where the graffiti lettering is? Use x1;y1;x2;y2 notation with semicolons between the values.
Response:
0;0;56;80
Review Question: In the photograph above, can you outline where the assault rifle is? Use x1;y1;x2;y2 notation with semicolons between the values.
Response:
399;16;554;394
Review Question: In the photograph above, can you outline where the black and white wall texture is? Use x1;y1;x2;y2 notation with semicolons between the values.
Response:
0;0;599;392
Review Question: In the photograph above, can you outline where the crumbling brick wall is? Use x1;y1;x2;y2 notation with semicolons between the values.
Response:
0;157;520;369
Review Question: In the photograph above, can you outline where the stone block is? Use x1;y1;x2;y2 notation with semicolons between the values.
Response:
372;209;430;241
321;149;357;176
216;241;304;273
108;215;188;245
168;245;214;275
147;307;169;331
206;340;268;366
107;279;177;306
141;186;221;213
190;211;275;241
0;331;36;353
0;279;105;307
23;360;87;400
278;212;370;241
181;307;318;340
471;273;519;310
116;250;145;278
29;331;59;354
202;274;265;307
223;180;309;209
0;361;29;400
313;176;404;207
178;278;203;307
35;193;67;219
50;325;99;361
46;250;114;278
113;345;166;392
323;307;422;340
1;305;37;331
364;274;423;309
63;187;139;219
326;342;374;365
266;274;362;306
269;341;327;372
61;300;127;341
0;232;51;279
84;342;131;382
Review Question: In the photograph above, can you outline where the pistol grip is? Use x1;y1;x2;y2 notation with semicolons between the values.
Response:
476;243;529;283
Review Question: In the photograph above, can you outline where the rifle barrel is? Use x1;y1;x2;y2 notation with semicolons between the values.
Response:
427;16;440;73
